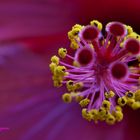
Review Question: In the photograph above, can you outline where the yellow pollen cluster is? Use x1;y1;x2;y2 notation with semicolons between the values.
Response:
58;48;67;58
79;98;90;107
90;20;103;30
66;80;83;92
61;90;140;125
117;91;140;110
62;93;72;103
81;98;124;125
61;90;128;125
120;25;140;47
105;91;115;99
49;55;68;87
68;24;83;50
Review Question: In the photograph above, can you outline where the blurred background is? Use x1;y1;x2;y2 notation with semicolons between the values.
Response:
0;0;140;140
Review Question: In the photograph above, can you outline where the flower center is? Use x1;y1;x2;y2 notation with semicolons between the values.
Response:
50;20;140;125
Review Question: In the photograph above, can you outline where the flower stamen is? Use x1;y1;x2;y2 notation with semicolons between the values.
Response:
50;20;140;125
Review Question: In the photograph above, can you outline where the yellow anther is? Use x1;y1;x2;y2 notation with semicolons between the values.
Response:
98;107;107;121
135;90;140;101
89;109;98;123
70;40;79;50
127;32;140;40
89;109;98;116
82;108;87;117
49;62;57;73
68;24;83;40
106;113;116;125
53;80;62;87
66;80;74;85
68;31;77;40
125;91;135;99
118;96;127;106
66;80;76;91
51;55;59;65
102;100;111;110
72;24;83;30
73;61;80;67
131;101;140;110
115;105;122;111
75;82;83;90
109;91;115;97
71;26;82;36
58;48;67;58
82;108;92;121
66;80;83;91
75;95;84;102
113;110;123;122
126;25;133;35
105;91;115;99
126;98;135;106
52;75;62;81
90;20;103;30
54;66;66;76
62;93;72;103
79;98;90;107
105;92;109;98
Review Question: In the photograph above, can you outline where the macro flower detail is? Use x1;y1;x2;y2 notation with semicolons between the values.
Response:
50;20;140;125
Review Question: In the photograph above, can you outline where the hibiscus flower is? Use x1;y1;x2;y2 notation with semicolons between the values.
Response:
0;0;140;140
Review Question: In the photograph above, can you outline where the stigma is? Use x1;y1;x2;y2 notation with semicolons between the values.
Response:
50;20;140;125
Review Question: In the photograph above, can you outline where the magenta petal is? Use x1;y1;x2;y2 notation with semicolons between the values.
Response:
0;0;140;140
